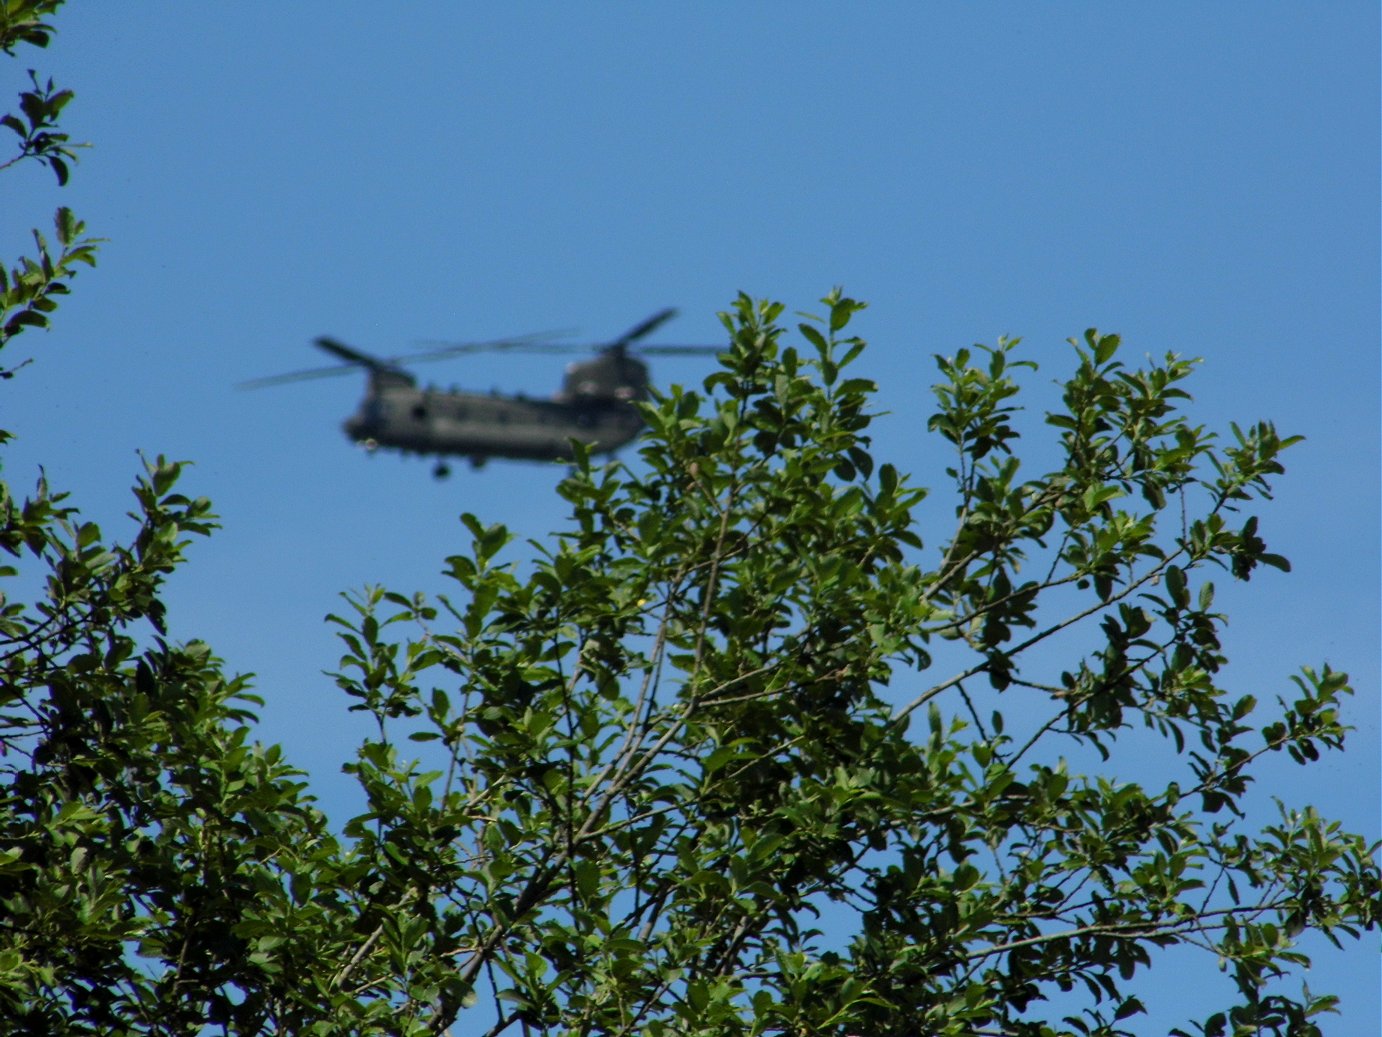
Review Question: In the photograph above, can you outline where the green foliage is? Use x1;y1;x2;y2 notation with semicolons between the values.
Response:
1;5;1376;1034
1;8;371;1031
0;459;336;1033
1;68;85;184
1;1;88;186
1;0;99;383
312;293;1376;1036
0;1;65;54
0;206;100;370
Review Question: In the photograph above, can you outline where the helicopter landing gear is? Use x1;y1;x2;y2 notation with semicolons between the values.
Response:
432;461;451;480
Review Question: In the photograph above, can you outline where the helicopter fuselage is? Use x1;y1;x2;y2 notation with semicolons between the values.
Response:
243;309;709;475
343;370;646;468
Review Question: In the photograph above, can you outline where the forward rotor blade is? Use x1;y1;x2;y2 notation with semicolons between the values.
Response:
237;362;364;390
237;337;398;389
314;335;386;368
237;315;721;391
238;330;573;390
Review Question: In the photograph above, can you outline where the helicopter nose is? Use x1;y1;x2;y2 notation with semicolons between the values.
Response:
343;414;381;452
343;413;369;441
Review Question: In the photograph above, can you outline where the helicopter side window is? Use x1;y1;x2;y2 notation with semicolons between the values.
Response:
411;403;427;420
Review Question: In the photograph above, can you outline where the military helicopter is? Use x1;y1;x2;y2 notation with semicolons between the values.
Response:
241;309;720;477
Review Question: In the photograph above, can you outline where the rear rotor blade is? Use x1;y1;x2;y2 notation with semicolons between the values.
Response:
399;329;580;363
610;308;678;350
631;344;725;356
599;310;721;356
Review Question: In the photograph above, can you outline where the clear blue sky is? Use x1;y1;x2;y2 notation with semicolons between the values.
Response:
4;4;1378;1032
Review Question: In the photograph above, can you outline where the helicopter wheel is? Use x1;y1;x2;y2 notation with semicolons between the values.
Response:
433;461;451;480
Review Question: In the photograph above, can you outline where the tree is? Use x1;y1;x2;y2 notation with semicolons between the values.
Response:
1;5;350;1034
2;5;1377;1035
315;294;1379;1037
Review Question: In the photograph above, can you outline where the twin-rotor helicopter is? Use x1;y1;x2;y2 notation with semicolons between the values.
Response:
241;309;721;478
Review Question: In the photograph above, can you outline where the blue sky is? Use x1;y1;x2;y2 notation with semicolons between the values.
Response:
4;4;1378;1032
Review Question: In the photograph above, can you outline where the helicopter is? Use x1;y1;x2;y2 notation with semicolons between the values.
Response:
241;309;721;477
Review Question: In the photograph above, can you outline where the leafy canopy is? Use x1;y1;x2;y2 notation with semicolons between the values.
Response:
1;4;1377;1035
309;292;1376;1037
